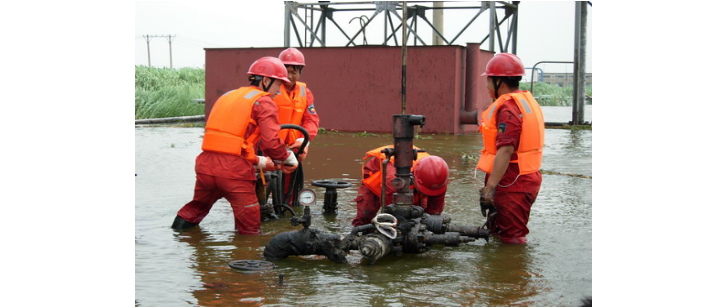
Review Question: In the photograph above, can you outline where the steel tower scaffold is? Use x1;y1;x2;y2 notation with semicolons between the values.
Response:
283;1;520;53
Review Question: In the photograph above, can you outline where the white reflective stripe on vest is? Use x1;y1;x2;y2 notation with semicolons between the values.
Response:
487;103;497;120
244;90;261;99
519;98;532;114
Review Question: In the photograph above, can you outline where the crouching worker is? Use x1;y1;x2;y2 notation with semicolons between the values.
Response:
352;145;449;227
172;56;299;235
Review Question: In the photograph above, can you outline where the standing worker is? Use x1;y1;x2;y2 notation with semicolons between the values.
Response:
477;53;545;244
273;47;320;204
172;56;299;234
353;145;449;227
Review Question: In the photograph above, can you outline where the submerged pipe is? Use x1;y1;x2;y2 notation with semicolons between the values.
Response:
262;213;488;264
263;228;348;263
422;232;476;246
443;224;490;239
422;214;490;240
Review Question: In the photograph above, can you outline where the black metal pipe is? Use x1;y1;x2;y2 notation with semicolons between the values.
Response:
323;187;338;214
422;232;476;246
421;214;489;240
444;224;490;240
392;115;424;206
263;228;347;263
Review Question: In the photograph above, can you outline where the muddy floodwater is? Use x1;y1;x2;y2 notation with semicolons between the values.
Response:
135;106;591;307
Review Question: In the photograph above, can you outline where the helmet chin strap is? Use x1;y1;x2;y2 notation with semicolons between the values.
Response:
493;78;503;99
262;77;274;92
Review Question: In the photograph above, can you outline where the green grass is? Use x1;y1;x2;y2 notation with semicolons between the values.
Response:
135;66;205;119
520;82;592;106
134;66;591;119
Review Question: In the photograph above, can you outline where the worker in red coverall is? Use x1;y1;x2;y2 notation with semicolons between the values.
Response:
477;53;545;244
172;56;299;235
273;48;320;204
352;145;449;227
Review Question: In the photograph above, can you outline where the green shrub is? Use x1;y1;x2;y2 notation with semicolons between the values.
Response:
135;66;205;119
520;82;592;106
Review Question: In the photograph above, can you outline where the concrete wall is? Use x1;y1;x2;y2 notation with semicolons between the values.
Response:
205;45;494;134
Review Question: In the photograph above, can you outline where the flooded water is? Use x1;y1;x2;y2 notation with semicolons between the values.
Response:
135;106;591;306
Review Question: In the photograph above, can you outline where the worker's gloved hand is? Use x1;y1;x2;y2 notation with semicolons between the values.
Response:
257;156;278;172
290;138;309;161
281;150;299;174
479;186;495;217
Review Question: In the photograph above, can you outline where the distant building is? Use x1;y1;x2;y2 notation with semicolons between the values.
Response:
540;72;592;87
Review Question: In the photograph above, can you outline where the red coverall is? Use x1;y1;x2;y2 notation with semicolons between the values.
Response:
485;95;542;244
352;157;445;227
176;89;289;234
281;86;319;202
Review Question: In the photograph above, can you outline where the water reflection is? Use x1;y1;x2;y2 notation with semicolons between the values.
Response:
173;230;270;306
476;244;539;306
567;130;587;150
136;127;591;306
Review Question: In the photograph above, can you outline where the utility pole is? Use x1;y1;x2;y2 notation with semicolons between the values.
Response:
166;34;176;68
572;2;587;125
142;34;176;68
144;35;152;67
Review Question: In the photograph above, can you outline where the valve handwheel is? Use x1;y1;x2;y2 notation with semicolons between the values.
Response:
311;180;352;189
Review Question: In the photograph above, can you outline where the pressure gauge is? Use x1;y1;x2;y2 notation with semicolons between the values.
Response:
298;189;317;206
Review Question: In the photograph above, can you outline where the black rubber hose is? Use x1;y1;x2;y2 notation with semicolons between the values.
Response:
350;224;375;235
280;124;309;206
279;124;309;151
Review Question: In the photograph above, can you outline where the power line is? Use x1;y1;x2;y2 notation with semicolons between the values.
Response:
177;35;221;48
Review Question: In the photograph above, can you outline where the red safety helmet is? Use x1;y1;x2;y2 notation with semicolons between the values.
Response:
481;53;525;77
413;156;449;196
278;48;306;66
248;56;291;84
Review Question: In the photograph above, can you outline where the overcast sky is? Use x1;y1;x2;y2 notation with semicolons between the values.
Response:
135;1;591;77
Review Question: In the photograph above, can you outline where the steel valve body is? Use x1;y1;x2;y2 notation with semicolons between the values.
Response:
263;205;489;264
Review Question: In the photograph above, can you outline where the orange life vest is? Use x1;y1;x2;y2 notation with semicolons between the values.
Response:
477;91;544;175
201;87;268;163
361;145;430;198
273;81;308;145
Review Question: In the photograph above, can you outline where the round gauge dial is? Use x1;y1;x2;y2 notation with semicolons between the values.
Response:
298;189;317;206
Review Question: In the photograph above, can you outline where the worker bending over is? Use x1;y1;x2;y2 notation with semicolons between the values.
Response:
172;57;298;234
353;145;449;227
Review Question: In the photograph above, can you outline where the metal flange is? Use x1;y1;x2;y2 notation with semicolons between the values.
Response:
228;260;276;271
